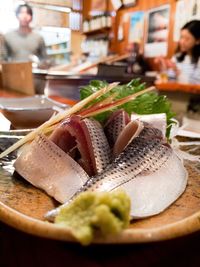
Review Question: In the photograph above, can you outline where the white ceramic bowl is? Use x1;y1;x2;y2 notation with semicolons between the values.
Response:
0;95;68;129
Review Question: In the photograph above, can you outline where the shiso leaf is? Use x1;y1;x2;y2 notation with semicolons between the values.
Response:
80;79;175;138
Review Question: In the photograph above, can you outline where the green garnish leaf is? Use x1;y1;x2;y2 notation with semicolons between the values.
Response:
80;80;108;100
80;79;175;138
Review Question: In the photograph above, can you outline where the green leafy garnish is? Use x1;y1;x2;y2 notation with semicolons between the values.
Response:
80;80;108;100
80;79;175;138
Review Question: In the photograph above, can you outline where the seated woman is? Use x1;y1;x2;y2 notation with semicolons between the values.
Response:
173;20;200;84
155;20;200;84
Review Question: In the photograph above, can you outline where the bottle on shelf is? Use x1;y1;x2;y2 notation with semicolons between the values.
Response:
83;13;112;33
83;20;90;32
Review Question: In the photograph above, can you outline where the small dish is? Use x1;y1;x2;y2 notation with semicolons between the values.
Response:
177;117;200;138
0;95;68;129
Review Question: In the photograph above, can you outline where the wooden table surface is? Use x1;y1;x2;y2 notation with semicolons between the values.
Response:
0;88;200;267
155;82;200;94
0;220;200;267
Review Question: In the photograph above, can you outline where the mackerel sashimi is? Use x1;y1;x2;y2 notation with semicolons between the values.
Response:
49;115;111;176
14;134;89;203
14;112;187;219
66;132;187;218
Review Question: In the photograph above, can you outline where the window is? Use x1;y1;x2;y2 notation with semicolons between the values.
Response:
0;0;18;33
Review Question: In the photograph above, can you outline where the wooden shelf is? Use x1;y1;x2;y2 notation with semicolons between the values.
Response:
83;27;111;36
28;0;72;8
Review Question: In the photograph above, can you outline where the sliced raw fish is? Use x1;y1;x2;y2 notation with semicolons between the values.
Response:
46;133;187;220
113;120;144;157
71;136;187;218
139;122;164;141
104;109;131;147
73;137;173;195
14;134;89;203
50;115;111;176
131;113;167;137
120;149;187;218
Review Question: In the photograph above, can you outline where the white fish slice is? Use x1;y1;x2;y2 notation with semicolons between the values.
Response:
131;113;167;137
113;120;144;157
120;150;188;218
14;134;89;203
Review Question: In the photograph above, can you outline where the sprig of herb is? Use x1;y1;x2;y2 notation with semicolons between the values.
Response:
80;79;175;138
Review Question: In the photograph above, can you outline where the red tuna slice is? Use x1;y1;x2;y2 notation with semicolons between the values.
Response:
104;110;131;148
50;115;111;176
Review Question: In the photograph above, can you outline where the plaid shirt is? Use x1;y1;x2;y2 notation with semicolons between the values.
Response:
0;34;7;61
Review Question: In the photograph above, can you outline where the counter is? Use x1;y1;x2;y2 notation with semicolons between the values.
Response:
155;82;200;122
156;82;200;94
44;73;155;100
33;68;200;100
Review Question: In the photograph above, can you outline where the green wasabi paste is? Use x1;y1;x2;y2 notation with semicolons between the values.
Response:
55;190;131;245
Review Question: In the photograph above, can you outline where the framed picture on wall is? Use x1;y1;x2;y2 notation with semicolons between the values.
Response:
144;4;170;57
129;11;145;44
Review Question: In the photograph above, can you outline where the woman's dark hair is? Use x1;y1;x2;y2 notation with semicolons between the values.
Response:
176;20;200;64
15;3;33;17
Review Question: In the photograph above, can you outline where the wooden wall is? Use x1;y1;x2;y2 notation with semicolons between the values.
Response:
24;0;69;27
112;0;177;59
83;0;178;62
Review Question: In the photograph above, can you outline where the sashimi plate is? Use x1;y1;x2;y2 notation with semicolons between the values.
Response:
0;135;200;244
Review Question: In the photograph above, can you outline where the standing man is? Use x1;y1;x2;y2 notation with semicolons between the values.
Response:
4;3;47;63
